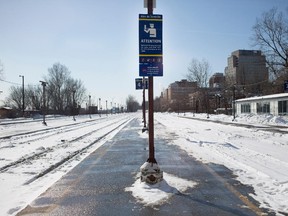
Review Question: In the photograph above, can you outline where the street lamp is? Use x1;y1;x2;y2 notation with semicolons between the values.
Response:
40;81;47;125
110;101;112;114
19;75;24;117
99;98;101;117
89;95;91;119
72;90;76;121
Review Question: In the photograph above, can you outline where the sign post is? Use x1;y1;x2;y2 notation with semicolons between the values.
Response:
135;78;148;131
139;0;163;184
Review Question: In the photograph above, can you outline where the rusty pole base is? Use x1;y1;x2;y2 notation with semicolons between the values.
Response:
140;162;163;184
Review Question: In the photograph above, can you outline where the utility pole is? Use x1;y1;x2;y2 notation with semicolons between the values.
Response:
19;75;24;117
40;81;47;125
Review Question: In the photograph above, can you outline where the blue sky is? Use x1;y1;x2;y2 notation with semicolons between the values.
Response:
0;0;287;106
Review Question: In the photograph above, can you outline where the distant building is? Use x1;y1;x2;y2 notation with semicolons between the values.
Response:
165;79;197;101
160;79;197;112
225;50;269;95
0;107;15;118
209;73;225;89
235;93;288;116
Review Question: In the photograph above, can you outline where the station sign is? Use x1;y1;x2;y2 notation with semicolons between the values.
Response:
139;14;163;76
135;78;148;90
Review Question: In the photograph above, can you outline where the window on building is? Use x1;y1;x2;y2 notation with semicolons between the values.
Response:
241;104;251;113
257;102;270;114
278;100;288;115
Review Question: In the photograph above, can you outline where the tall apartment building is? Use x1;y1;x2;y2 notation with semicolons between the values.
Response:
225;50;268;94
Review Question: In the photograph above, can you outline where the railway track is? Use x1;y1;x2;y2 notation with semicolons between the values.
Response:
0;116;120;150
24;118;131;185
0;115;110;140
0;114;134;185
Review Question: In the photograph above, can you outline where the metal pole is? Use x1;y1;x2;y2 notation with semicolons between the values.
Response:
72;90;76;121
233;85;236;121
89;95;91;118
40;81;47;125
99;98;101;117
111;102;112;114
142;77;147;129
19;75;24;117
147;0;156;164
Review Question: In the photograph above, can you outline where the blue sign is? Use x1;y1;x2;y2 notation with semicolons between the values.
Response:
135;78;148;90
284;80;288;92
139;14;163;77
139;63;163;77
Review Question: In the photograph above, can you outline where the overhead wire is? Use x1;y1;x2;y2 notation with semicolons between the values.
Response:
0;78;21;86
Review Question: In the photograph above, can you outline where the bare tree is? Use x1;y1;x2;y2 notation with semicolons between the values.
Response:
126;95;139;112
26;85;42;110
45;63;70;113
6;86;23;110
251;8;288;80
44;62;86;114
186;58;211;88
63;77;86;113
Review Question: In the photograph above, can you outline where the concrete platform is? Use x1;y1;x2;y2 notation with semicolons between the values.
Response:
17;118;271;216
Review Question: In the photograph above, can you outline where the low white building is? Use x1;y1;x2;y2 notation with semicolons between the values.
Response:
235;93;288;116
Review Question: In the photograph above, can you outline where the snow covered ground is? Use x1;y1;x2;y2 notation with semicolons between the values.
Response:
0;112;287;215
0;114;134;215
152;113;288;215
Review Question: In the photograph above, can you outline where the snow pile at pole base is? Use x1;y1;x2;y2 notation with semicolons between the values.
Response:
140;162;163;184
125;172;197;207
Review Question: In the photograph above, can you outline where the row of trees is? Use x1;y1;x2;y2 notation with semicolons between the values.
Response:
1;62;140;117
4;63;87;115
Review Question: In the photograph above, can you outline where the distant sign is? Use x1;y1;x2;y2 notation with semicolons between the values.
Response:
139;14;163;76
135;78;148;90
285;80;288;92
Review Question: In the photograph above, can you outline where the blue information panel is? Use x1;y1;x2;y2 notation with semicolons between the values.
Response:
135;78;148;90
284;80;288;92
139;63;163;77
139;14;163;77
